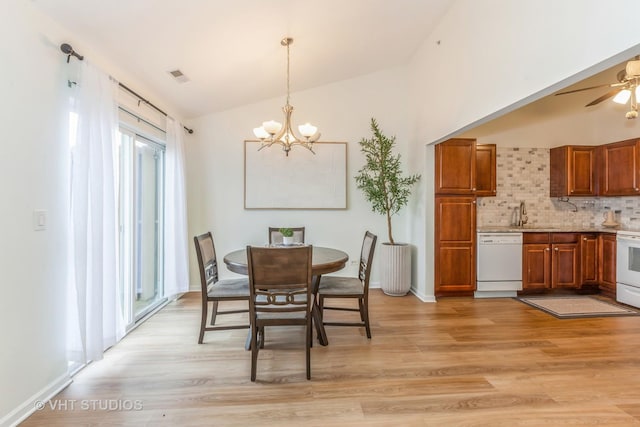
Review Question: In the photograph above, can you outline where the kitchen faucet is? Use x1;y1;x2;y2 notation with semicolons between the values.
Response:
517;201;528;227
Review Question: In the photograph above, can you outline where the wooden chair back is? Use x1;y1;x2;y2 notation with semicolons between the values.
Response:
246;245;313;315
268;227;305;245
358;231;378;289
194;232;219;293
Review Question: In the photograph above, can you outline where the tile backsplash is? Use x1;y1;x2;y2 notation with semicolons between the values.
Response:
477;147;640;230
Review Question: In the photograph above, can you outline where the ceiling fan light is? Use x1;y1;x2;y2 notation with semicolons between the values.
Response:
613;89;631;104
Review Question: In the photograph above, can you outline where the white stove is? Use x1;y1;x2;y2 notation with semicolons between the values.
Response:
617;231;640;308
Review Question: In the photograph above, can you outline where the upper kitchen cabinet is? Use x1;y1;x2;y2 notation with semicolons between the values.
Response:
435;138;476;195
550;146;597;197
475;144;496;197
599;138;640;196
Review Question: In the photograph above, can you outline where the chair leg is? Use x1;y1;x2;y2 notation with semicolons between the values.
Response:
209;300;219;326
258;327;265;349
306;318;312;380
362;297;371;339
358;299;365;321
198;299;208;344
251;323;259;382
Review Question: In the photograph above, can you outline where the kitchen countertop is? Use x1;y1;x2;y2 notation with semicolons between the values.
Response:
477;226;619;234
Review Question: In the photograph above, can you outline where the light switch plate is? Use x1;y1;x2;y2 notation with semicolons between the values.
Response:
33;209;47;231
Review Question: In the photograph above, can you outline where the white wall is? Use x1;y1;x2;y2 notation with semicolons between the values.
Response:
0;2;71;423
185;67;411;288
407;0;640;300
0;2;184;425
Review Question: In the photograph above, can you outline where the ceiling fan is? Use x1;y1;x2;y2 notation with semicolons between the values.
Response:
555;57;640;119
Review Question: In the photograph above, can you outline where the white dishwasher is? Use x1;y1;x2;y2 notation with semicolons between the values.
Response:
476;233;523;298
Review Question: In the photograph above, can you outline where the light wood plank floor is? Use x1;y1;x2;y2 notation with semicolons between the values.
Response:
22;290;640;426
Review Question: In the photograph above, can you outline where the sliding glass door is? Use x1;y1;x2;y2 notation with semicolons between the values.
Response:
117;129;165;328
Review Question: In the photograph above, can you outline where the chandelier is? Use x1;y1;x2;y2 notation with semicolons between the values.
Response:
252;37;320;156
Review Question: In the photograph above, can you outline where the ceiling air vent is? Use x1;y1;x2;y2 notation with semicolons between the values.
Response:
168;69;189;83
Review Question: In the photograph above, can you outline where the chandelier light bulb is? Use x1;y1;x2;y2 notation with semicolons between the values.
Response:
262;120;282;135
298;123;317;138
253;127;270;139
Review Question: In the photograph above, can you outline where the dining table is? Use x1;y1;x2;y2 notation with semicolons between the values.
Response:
223;246;349;346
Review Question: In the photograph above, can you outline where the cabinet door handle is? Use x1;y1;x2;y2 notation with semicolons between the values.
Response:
472;188;476;191
554;247;559;251
545;248;550;251
583;237;587;241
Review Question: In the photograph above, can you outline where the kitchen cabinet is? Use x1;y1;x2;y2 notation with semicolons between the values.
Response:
476;144;496;197
435;196;476;296
435;138;476;195
580;233;598;285
522;233;580;291
522;241;551;290
598;233;617;298
599;138;640;196
550;146;597;197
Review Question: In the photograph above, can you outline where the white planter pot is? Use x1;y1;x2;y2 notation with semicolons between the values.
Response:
380;243;412;296
282;236;294;245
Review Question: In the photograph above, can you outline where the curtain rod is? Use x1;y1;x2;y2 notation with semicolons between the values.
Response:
60;43;194;135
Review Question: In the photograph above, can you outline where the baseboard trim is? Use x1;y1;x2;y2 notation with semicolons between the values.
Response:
410;288;437;303
1;373;72;427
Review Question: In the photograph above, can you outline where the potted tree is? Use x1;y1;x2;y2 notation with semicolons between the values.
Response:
355;118;420;296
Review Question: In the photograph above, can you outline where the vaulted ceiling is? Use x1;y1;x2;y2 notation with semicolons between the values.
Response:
32;0;454;119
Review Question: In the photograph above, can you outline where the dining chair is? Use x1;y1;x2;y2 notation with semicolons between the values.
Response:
317;231;377;339
268;227;305;245
246;245;313;381
194;232;250;344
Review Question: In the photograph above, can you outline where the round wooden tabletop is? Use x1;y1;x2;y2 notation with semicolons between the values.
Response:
223;246;349;276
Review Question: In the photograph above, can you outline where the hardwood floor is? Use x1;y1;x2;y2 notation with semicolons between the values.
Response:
22;290;640;426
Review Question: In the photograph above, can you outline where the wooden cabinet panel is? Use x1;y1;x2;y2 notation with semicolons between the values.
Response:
434;196;476;295
598;233;617;298
476;144;496;197
599;139;640;196
552;243;580;288
550;146;597;197
523;233;580;291
580;234;598;285
523;244;551;290
436;245;475;293
435;139;476;195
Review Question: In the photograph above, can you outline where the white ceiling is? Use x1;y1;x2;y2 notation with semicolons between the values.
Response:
31;0;454;119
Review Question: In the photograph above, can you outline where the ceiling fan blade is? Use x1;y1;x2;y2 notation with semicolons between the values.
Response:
555;84;614;96
585;88;623;106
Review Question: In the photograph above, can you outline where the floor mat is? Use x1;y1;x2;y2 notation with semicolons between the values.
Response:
518;295;640;319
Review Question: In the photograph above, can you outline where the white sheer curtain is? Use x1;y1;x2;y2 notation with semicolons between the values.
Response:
67;61;125;366
164;117;190;299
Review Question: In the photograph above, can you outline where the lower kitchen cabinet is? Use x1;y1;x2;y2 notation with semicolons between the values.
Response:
598;233;617;298
580;233;598;285
523;242;551;290
435;196;476;296
522;233;580;291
